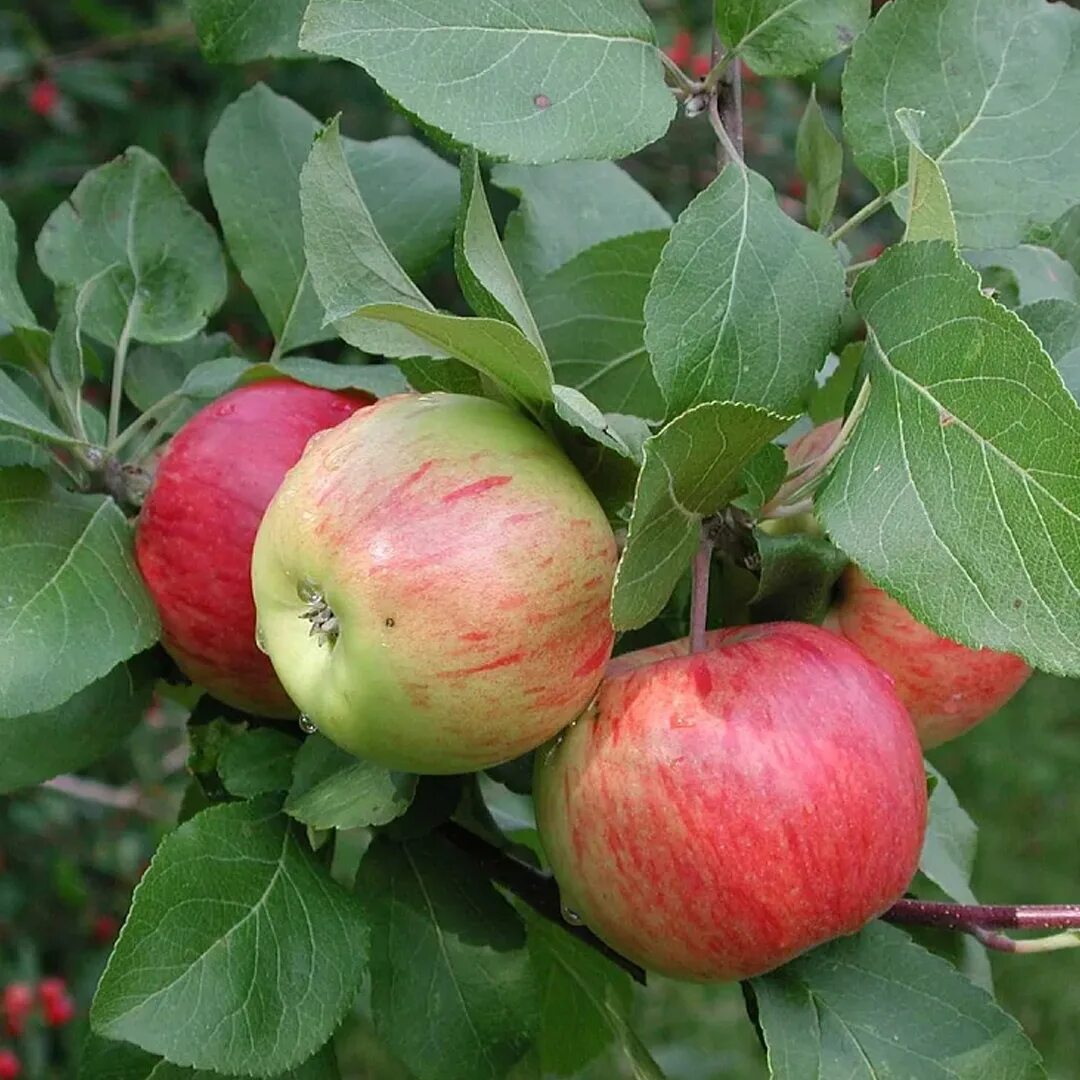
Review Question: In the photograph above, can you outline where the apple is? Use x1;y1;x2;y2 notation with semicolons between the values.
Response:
251;392;617;774
136;378;373;716
826;566;1031;747
534;622;927;982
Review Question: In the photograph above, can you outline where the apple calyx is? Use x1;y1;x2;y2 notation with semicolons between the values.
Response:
298;581;339;647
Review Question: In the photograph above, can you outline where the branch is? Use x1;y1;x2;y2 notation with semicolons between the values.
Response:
689;524;716;654
439;821;648;984
43;774;157;817
885;899;1080;954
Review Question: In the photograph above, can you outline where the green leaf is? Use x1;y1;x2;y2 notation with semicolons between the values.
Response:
190;0;308;61
967;247;1080;307
795;88;843;232
525;910;635;1076
1039;204;1080;276
36;147;227;347
206;86;457;356
49;285;93;439
0;366;78;445
300;118;446;360
0;197;37;329
0;659;152;795
920;763;978;905
750;530;849;624
492;162;672;288
551;386;638;459
529;231;667;419
358;304;553;409
398;357;486;397
300;1;675;165
268;356;408;397
0;429;50;470
817;240;1080;677
612;402;791;630
843;0;1080;249
284;734;416;830
896;108;957;246
358;834;539;1080
456;151;545;354
91;800;368;1076
645;164;846;417
807;342;863;424
716;0;869;77
0;468;159;716
218;729;298;798
753;922;1044;1079
735;443;787;514
1018;299;1080;401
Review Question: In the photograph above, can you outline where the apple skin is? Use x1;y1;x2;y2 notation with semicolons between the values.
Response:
136;379;373;716
251;392;617;774
826;566;1031;747
534;622;927;982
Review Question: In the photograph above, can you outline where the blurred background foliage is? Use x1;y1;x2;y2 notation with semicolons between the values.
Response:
1;1;1078;1077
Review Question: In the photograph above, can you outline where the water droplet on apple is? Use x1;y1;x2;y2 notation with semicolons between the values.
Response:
560;903;583;926
298;714;318;735
322;445;351;471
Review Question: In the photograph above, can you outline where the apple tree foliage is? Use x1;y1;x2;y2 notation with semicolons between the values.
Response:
2;0;1080;1076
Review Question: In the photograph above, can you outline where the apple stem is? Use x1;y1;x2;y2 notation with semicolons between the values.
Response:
885;899;1080;953
689;523;716;654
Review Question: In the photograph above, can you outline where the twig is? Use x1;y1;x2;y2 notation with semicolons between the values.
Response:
107;296;140;446
886;900;1080;954
440;821;648;984
689;524;716;654
43;774;154;817
48;21;195;65
708;32;743;172
829;192;890;246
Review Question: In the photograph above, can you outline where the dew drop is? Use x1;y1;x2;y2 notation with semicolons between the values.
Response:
560;903;583;926
298;714;318;735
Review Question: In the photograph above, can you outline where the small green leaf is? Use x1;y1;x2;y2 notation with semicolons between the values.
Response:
807;342;863;424
612;402;791;630
0;367;78;446
735;443;787;514
920;763;978;905
895;108;957;246
645;165;846;417
753;922;1045;1079
36;147;227;346
456;151;545;354
358;834;540;1080
49;285;93;440
750;530;849;624
493;161;671;288
190;0;308;61
300;1;675;165
91;800;368;1076
717;0;869;77
967;247;1080;308
795;88;843;232
218;729;298;798
1018;299;1080;401
0;197;37;329
0;658;153;795
529;231;667;419
0;468;159;717
285;734;416;830
1040;205;1080;276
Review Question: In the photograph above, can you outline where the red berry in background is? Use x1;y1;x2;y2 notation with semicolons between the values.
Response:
92;914;121;945
740;58;759;83
786;175;807;199
42;995;76;1028
28;79;59;117
37;977;67;1008
864;241;887;260
135;379;375;717
0;1048;21;1080
665;29;693;68
1;984;32;1037
690;53;712;79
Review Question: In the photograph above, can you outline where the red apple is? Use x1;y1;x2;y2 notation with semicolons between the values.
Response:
535;622;927;981
826;566;1031;747
251;392;617;773
136;379;373;716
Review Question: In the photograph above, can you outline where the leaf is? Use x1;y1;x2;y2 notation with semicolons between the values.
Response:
190;0;307;61
750;530;849;624
843;0;1080;249
492;162;672;289
896;108;957;246
920;763;978;905
716;0;869;77
0;197;37;329
0;468;159;716
0;366;77;445
818;240;1080;677
218;729;298;798
525;910;635;1076
795;88;843;232
1040;204;1080;276
91;800;368;1076
611;402;791;630
753;922;1044;1079
36;147;227;347
807;342;864;424
124;332;238;426
268;356;409;397
645;164;846;417
358;834;540;1080
358;304;553;409
1018;299;1080;401
0;659;152;795
551;386;637;459
206;86;457;356
735;443;787;514
300;118;446;360
0;429;50;470
967;247;1080;307
455;151;544;354
49;285;93;438
529;231;667;418
300;1;675;165
284;734;416;830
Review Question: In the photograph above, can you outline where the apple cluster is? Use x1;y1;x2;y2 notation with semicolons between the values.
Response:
134;382;1029;983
